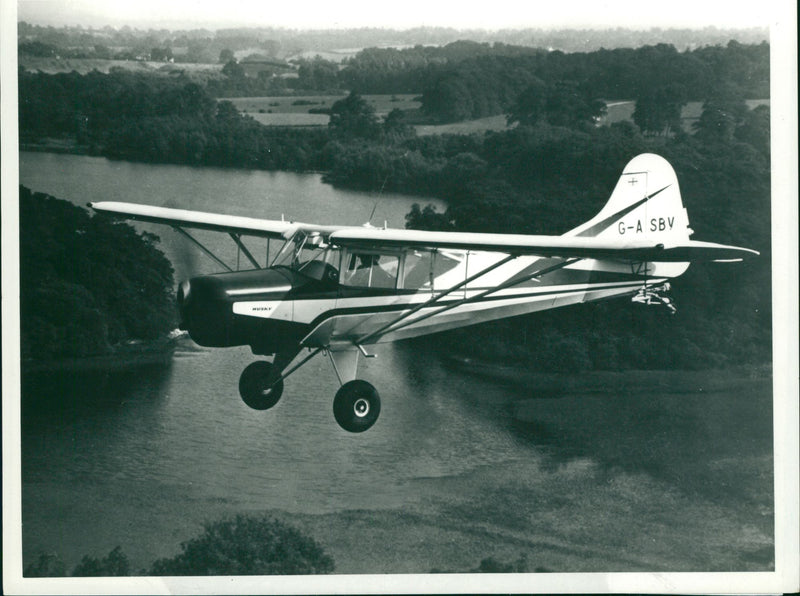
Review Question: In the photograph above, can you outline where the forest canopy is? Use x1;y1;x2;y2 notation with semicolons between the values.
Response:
19;187;176;360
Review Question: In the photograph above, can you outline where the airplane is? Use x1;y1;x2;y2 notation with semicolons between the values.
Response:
89;153;758;433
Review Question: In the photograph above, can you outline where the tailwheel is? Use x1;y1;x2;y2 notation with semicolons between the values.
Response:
239;361;284;410
333;380;381;433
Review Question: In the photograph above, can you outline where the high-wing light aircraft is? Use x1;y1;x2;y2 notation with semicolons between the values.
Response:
90;153;758;432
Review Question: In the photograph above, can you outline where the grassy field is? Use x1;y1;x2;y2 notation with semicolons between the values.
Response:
415;115;511;136
229;94;422;127
601;99;770;132
232;95;769;134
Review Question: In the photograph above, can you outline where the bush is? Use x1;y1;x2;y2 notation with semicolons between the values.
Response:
24;553;67;577
150;514;335;575
71;546;130;577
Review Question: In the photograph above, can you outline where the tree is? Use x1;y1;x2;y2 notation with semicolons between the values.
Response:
383;108;414;140
24;553;67;577
20;187;176;358
693;93;748;142
72;546;130;577
632;83;687;136
150;47;173;62
219;48;234;64
215;100;241;123
507;78;547;126
222;59;245;80
150;514;335;575
422;74;474;123
328;92;381;140
545;80;607;129
295;57;340;91
735;104;770;156
405;203;454;231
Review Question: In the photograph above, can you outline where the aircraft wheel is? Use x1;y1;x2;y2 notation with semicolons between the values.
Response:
333;380;381;433
239;361;283;410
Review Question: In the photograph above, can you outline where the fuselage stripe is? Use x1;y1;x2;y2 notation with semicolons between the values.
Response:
289;279;652;334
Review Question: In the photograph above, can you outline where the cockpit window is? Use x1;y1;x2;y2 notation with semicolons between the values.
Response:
271;231;340;283
342;252;399;289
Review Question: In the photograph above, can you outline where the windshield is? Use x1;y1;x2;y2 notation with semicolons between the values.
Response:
271;230;328;271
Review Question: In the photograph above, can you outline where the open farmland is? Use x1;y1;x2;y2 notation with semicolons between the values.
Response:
415;115;511;136
230;95;769;133
600;100;770;132
229;94;422;127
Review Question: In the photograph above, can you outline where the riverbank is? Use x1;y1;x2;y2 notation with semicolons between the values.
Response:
19;138;93;155
22;335;181;375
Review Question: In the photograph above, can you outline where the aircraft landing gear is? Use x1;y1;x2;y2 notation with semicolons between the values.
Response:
238;361;284;410
333;380;381;433
237;348;381;432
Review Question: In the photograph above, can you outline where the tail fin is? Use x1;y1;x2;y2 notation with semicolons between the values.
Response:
567;153;692;244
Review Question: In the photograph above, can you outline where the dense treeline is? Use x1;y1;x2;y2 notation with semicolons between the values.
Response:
216;41;770;118
24;514;335;576
19;187;176;359
18;20;768;62
338;41;769;122
19;69;331;169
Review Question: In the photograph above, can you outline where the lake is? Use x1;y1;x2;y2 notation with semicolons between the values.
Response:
17;152;774;575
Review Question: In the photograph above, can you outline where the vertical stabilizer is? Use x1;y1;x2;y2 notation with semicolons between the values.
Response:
566;153;692;245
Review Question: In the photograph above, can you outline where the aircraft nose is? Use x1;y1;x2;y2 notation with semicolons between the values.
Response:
176;269;294;349
176;276;234;345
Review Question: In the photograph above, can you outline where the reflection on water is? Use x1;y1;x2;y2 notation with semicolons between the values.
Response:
22;365;174;485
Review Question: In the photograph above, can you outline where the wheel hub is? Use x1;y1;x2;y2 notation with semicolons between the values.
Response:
354;398;370;417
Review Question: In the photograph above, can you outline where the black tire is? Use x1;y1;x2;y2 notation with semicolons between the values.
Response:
238;361;283;410
333;380;381;433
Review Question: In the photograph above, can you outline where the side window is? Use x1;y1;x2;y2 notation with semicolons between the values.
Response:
431;251;461;288
401;249;461;290
342;252;399;289
402;251;433;289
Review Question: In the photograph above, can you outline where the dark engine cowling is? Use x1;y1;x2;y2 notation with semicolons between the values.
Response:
177;268;295;353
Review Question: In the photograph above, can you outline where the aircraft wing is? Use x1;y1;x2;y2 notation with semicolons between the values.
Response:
89;202;759;262
88;201;340;239
330;228;760;262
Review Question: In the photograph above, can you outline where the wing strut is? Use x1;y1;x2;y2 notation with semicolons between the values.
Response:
173;227;233;272
229;233;261;269
357;257;582;345
356;254;519;345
